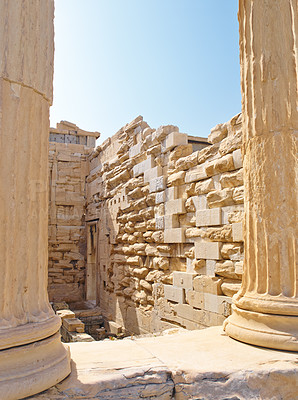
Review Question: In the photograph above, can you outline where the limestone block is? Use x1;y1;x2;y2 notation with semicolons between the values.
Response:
149;176;166;193
155;125;179;142
175;151;199;171
208;123;228;144
205;154;235;177
207;188;234;208
161;132;188;153
156;191;165;204
167;171;186;187
194;178;214;195
192;195;208;210
56;310;75;320
165;186;179;201
169;144;193;161
221;281;241;297
201;260;217;277
173;304;204;323
144;166;163;183
164;214;179;229
221;243;243;260
233;186;244;204
133;156;154;177
220;169;243;188
219;130;242;156
106;320;122;335
232;148;242;169
155;216;165;230
185;227;203;239
164;284;185;303
193;275;222;295
185;291;204;309
215;260;239;279
173;272;195;290
195;241;221;260
235;261;243;275
196;208;221;227
185;165;208;183
232;222;243;242
203;293;232;316
62;318;84;333
164;228;186;243
165;199;185;215
129;143;141;158
152;257;169;270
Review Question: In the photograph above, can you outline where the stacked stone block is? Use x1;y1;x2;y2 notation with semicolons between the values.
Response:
85;113;243;335
48;122;99;303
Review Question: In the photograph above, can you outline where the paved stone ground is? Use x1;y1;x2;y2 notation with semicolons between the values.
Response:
27;326;298;400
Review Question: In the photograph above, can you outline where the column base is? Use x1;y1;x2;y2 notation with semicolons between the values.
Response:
0;332;71;400
224;305;298;351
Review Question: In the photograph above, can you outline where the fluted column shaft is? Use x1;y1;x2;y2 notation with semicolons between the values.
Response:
224;0;298;351
0;1;70;398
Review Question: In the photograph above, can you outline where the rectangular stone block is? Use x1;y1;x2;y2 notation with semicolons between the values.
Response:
161;132;188;153
196;208;221;227
232;149;242;169
164;284;185;303
56;309;75;320
195;241;221;260
185;290;204;309
164;228;186;243
185;165;208;183
232;222;243;241
186;257;194;272
62;318;85;333
173;304;198;321
173;271;195;290
133;156;154;177
164;214;179;229
155;191;165;204
129;143;141;158
193;275;222;294
165;199;185;215
203;293;232;316
155;216;164;230
144;166;163;183
165;186;179;201
192;195;208;210
149;176;166;193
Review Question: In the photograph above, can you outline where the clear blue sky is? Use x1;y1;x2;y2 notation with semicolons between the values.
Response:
50;0;241;142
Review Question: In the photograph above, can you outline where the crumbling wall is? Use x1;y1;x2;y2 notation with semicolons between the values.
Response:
48;122;99;303
86;114;244;335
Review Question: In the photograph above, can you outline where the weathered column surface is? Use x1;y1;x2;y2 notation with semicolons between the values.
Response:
224;0;298;350
0;1;70;398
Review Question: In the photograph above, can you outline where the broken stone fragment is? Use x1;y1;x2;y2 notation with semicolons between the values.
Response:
167;170;186;187
221;281;241;297
208;123;228;144
220;169;243;188
207;188;234;208
215;260;241;279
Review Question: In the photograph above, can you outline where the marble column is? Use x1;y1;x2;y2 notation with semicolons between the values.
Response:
0;1;70;399
224;0;298;350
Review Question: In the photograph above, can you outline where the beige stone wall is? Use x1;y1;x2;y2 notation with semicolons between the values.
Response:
85;114;244;335
48;122;99;303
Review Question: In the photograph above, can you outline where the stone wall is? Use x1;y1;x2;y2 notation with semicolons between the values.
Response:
85;114;244;335
48;121;99;303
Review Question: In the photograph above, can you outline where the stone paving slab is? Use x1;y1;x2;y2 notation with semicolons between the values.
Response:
27;327;298;400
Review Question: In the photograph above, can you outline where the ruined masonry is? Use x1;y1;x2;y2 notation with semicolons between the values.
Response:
48;113;244;336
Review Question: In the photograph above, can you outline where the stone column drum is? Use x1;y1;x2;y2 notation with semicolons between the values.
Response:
0;1;70;399
224;0;298;350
